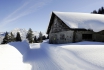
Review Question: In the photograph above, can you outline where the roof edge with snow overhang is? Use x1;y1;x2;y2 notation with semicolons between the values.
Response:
46;11;104;34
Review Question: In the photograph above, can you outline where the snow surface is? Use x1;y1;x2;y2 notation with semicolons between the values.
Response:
0;41;31;70
0;40;104;70
54;11;104;32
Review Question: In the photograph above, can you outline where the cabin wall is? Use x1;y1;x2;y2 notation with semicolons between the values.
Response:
49;16;69;34
49;31;73;44
75;31;94;42
75;30;104;42
93;30;104;42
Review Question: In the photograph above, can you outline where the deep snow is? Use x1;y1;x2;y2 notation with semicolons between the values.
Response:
0;40;104;70
0;41;31;70
54;11;104;32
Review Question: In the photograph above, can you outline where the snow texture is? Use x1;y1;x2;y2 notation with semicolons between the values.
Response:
54;11;104;32
0;41;31;70
0;40;104;70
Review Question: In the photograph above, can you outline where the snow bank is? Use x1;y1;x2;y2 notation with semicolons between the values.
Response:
60;45;104;68
0;40;104;70
9;40;30;55
54;11;104;32
0;41;31;70
29;41;104;70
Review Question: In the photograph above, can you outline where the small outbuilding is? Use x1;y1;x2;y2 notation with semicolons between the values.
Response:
46;11;104;44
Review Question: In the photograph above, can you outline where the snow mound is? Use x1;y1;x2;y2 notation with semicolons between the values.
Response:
0;40;104;70
9;40;30;55
61;45;104;69
54;11;104;32
28;41;104;70
0;41;31;70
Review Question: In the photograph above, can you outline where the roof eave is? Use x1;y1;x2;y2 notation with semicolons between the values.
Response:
46;12;55;34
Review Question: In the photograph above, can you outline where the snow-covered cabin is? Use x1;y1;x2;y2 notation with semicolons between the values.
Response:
46;11;104;44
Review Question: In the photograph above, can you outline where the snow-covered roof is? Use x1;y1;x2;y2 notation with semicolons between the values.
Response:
53;11;104;32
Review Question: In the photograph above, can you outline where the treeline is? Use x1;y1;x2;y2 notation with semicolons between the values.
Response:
1;28;48;44
91;7;104;14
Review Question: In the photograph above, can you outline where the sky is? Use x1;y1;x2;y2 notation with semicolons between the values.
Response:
0;0;104;33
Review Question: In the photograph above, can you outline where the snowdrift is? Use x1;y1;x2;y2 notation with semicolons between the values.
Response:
0;41;31;70
0;40;104;70
28;41;104;70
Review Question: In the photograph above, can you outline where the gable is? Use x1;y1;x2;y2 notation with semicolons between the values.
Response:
49;14;70;34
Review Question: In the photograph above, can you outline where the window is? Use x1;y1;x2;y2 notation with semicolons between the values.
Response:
82;34;92;40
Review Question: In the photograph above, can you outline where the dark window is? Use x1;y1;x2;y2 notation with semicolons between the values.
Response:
82;34;92;40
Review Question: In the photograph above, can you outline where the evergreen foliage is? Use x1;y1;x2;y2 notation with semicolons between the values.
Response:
33;36;37;43
1;32;9;44
42;35;46;40
91;10;97;14
9;32;15;42
1;28;46;44
91;6;104;14
26;28;33;43
16;32;22;41
38;31;43;42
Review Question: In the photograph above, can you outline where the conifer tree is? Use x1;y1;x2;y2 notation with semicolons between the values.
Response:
26;28;33;43
33;36;37;43
9;32;15;42
101;7;104;14
42;35;46;40
16;32;22;41
1;32;9;44
91;10;97;14
91;7;104;14
98;9;102;14
38;31;43;43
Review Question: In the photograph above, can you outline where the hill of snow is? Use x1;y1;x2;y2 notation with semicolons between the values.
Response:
0;40;104;70
0;41;31;70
